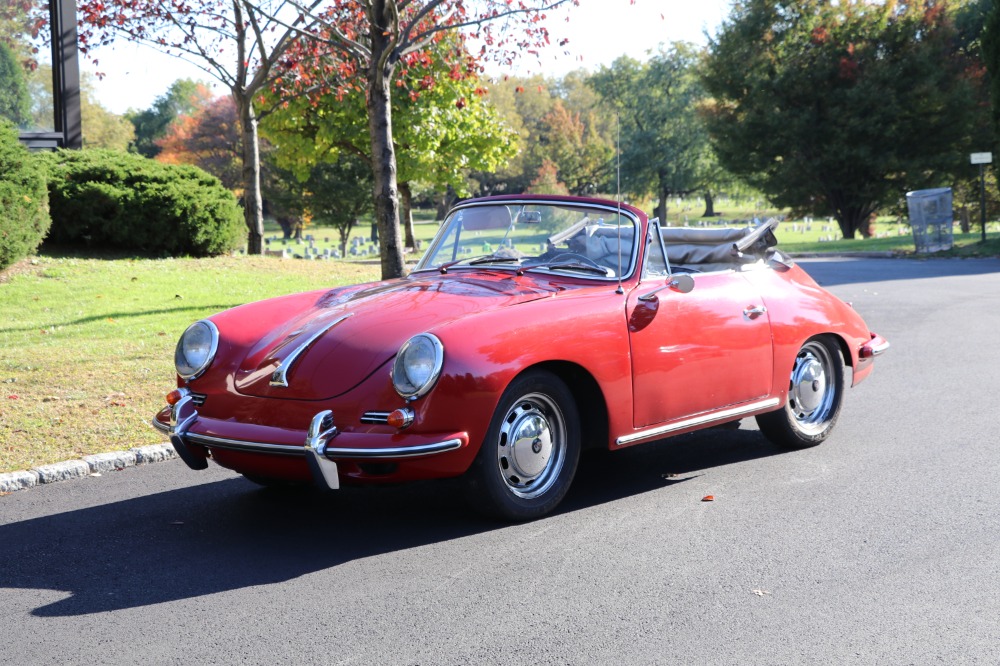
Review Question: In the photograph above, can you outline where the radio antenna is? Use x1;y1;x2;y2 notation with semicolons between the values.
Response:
615;112;624;295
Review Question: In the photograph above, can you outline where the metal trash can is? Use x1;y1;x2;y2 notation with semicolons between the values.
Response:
905;188;953;253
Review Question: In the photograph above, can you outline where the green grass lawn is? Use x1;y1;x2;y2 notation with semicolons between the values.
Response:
0;255;379;475
2;208;999;476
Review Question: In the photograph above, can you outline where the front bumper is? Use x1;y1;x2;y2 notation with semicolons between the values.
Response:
860;332;890;359
153;392;468;490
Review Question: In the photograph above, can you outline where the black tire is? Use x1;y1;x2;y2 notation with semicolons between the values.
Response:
465;370;581;521
757;337;844;449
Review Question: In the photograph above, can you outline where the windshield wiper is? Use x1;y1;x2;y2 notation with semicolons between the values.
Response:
434;254;521;274
467;254;522;266
522;261;611;276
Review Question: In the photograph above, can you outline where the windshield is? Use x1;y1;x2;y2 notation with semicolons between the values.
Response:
415;201;639;279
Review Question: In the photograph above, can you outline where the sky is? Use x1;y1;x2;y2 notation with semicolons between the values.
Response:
82;0;733;115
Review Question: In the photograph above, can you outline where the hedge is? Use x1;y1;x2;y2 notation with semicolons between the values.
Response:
0;119;50;271
37;149;244;257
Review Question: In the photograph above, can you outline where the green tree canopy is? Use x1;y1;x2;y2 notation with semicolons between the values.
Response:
0;41;30;127
702;0;976;238
590;44;711;224
481;72;614;197
261;36;518;248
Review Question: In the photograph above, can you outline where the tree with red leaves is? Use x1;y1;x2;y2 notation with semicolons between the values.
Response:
157;96;242;191
264;0;579;278
77;0;578;275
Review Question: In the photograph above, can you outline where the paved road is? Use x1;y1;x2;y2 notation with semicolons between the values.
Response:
2;257;999;665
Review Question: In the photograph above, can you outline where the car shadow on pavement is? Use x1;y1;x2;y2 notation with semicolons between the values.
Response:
562;426;778;512
0;428;780;618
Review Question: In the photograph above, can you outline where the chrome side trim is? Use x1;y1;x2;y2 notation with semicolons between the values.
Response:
152;417;170;434
616;398;781;446
270;313;353;387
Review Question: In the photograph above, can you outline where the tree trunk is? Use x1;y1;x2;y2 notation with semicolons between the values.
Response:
400;181;415;250
655;183;668;225
702;190;715;217
959;206;971;233
366;13;406;280
436;186;456;220
833;205;874;239
339;225;349;259
237;94;264;255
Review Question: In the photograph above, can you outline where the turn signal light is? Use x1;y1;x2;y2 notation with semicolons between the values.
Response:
387;408;414;429
166;389;186;405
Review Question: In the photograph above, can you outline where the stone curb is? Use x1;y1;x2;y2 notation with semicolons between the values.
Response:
0;444;177;494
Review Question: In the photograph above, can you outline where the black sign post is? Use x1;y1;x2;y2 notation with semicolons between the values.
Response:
971;152;992;244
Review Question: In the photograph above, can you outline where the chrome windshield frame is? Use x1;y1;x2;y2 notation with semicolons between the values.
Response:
412;199;642;281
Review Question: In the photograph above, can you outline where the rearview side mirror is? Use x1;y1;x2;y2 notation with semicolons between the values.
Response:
669;273;695;294
637;272;696;302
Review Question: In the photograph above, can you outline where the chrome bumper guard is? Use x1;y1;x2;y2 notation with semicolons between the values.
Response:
305;410;340;491
154;399;463;491
860;334;890;359
168;393;209;470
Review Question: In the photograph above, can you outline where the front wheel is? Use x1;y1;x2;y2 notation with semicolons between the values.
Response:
757;337;844;449
465;370;580;521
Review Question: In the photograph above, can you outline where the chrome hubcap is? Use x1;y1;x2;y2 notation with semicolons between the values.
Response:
788;342;836;434
497;393;565;499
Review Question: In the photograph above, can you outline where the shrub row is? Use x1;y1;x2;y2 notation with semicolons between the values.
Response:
0;123;244;271
0;120;50;271
38;149;244;256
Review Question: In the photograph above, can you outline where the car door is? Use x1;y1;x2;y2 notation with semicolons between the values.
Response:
626;270;774;428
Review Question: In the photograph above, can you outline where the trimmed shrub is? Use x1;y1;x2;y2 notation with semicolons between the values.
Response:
37;149;244;256
0;119;50;271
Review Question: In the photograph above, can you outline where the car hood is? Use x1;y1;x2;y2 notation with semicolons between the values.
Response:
230;272;558;400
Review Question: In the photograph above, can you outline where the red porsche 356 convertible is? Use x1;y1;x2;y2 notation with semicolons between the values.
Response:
154;195;888;520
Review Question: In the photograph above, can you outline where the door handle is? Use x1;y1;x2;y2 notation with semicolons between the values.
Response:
743;305;767;319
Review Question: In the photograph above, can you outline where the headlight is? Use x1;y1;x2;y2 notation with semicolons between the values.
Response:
174;320;219;381
392;333;444;399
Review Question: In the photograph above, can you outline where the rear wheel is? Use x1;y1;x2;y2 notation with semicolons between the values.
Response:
465;370;580;521
757;337;844;449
